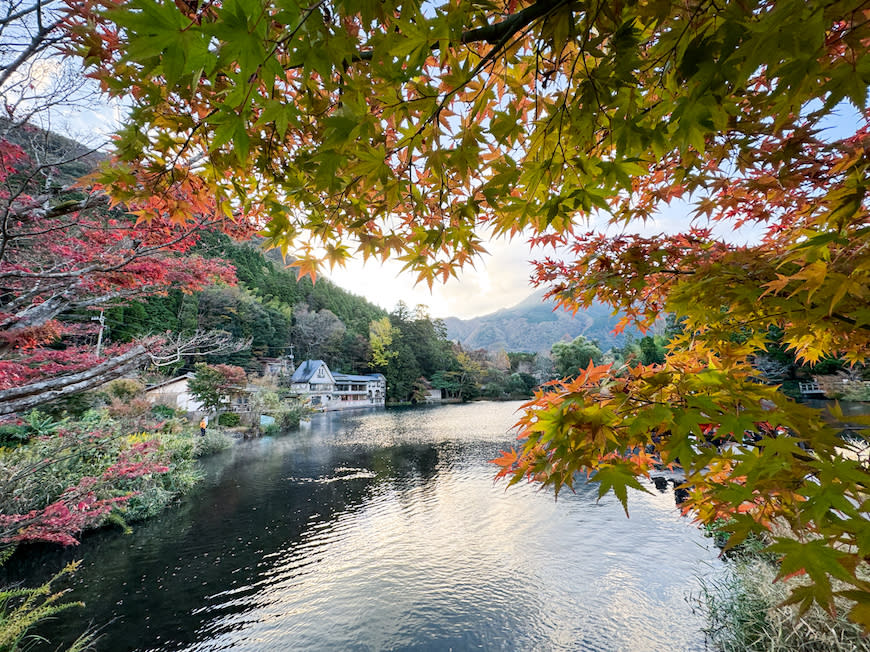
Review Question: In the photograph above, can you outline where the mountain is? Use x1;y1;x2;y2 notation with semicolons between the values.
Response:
444;290;637;353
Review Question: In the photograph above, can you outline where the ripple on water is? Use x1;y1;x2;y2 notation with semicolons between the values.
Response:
4;402;721;651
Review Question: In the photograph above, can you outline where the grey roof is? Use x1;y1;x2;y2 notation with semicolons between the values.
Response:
144;374;193;392
333;372;386;383
291;360;385;384
290;360;328;383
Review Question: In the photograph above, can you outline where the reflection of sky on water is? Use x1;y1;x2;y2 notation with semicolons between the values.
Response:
5;402;722;651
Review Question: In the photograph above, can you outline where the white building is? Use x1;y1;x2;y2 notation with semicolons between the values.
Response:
289;360;385;410
144;374;252;415
143;374;203;412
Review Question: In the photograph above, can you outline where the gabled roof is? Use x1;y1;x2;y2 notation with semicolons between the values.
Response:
144;374;193;392
290;359;331;383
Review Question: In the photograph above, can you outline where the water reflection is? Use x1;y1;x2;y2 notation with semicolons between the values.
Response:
4;402;721;651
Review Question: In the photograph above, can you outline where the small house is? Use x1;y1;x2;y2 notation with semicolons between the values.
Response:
143;374;203;412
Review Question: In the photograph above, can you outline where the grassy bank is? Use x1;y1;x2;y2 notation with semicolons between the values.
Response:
0;408;232;532
697;526;870;651
0;404;234;650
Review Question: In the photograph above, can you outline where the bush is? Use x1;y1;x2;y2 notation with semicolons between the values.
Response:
696;556;870;652
217;412;241;427
193;430;233;457
40;392;97;419
106;397;151;420
250;390;311;431
275;400;310;430
150;403;178;419
0;424;29;446
104;378;145;400
260;423;280;436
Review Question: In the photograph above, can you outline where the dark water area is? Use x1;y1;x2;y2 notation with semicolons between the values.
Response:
4;402;722;651
799;398;869;419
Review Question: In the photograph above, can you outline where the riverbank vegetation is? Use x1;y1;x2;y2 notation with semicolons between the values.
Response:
698;523;870;651
0;404;229;548
700;556;870;651
0;392;236;649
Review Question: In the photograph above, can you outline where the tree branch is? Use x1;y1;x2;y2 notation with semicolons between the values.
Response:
0;344;149;416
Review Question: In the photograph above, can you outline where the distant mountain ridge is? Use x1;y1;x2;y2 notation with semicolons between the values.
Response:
444;290;635;353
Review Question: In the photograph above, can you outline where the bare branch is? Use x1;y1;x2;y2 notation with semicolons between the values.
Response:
147;330;252;366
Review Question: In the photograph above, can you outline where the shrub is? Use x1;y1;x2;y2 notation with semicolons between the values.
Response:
106;397;152;420
217;412;241;427
275;400;310;430
0;425;29;447
104;378;145;400
40;392;97;420
193;430;233;457
23;410;66;437
696;557;870;651
260;423;280;436
150;404;177;419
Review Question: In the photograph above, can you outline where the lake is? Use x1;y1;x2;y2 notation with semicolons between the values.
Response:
4;401;722;651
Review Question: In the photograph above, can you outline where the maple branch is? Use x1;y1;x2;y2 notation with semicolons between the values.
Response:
0;217;215;281
147;330;252;366
462;0;576;46
285;0;576;69
830;311;870;333
0;343;149;417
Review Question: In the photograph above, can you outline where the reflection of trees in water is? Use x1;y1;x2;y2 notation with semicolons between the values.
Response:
1;437;450;651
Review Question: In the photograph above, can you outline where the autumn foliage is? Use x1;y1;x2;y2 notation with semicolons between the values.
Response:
0;428;174;548
0;124;253;416
59;0;870;628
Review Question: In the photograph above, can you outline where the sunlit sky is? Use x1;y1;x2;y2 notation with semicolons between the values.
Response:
325;236;540;319
54;77;859;322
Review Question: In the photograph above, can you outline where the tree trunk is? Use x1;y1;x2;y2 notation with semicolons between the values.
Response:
0;345;148;416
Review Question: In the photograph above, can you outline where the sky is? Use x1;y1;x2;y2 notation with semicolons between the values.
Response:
325;236;540;319
325;101;860;320
323;212;696;320
39;62;859;323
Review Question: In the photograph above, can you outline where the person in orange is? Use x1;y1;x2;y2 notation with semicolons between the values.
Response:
199;416;207;436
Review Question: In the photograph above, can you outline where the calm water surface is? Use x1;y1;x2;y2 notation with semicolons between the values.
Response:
6;402;722;651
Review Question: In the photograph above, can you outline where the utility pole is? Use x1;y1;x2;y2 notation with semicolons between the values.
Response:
92;309;106;357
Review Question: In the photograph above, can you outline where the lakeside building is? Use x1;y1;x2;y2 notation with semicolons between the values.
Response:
143;374;252;416
289;360;386;411
143;374;203;412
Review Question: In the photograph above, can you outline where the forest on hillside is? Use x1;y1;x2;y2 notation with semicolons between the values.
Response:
103;232;551;402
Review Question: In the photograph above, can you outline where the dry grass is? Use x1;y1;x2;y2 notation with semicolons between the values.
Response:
698;556;870;651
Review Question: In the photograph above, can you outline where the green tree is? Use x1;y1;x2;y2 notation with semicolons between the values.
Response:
639;336;666;366
369;317;398;368
187;363;247;415
551;336;603;379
